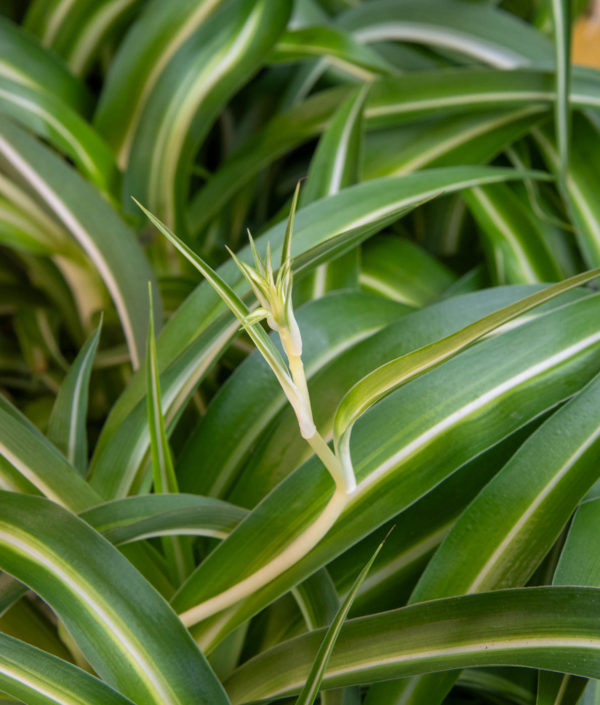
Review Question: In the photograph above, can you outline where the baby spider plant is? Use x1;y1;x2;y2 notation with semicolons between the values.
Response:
134;185;356;496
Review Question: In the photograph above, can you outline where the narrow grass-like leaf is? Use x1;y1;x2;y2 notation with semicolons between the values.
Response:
146;288;177;495
25;0;144;77
0;492;231;705
296;531;389;705
0;632;135;705
146;285;193;582
537;489;600;705
135;200;294;399
363;107;545;179
298;85;367;300
551;0;572;189
225;587;600;703
333;267;600;479
338;0;552;67
189;67;600;232
0;118;158;369
534;116;600;267
47;318;102;474
373;369;600;705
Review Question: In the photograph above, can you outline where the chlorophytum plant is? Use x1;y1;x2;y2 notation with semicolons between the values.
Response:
2;1;600;705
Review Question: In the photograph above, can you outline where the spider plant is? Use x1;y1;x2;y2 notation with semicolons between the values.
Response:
2;1;600;705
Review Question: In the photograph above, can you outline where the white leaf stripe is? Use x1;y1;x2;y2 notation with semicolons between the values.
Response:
0;633;135;705
65;325;101;467
0;86;102;182
0;528;180;705
180;321;600;628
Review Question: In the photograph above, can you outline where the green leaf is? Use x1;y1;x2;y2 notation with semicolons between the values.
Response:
25;0;145;77
359;236;456;307
146;285;193;583
224;587;600;703
333;267;600;479
297;85;367;300
301;86;368;206
0;117;159;370
146;288;177;496
537;488;600;705
362;107;545;179
271;26;394;77
534;115;600;268
338;0;552;67
0;394;100;512
296;531;389;705
122;0;292;232
80;493;247;545
189;67;600;233
0;77;118;197
47;318;102;473
0;17;90;113
174;293;600;646
376;368;600;705
0;492;231;705
331;423;541;617
551;0;572;188
94;0;230;166
464;182;564;284
0;632;135;705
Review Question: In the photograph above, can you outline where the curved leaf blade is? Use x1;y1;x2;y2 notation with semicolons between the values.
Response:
225;587;600;703
0;394;100;511
123;0;291;231
0;632;135;705
0;117;159;369
47;318;102;473
0;492;231;705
